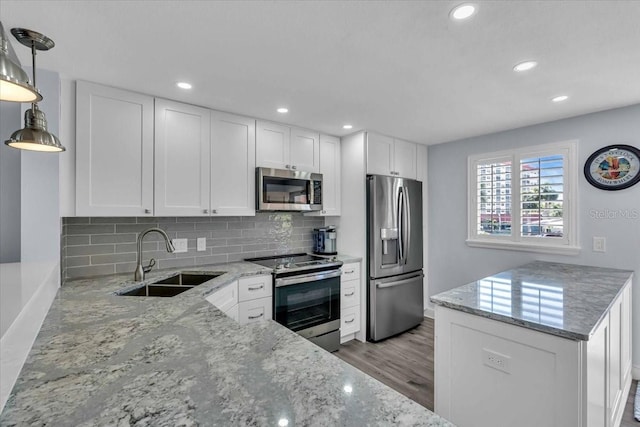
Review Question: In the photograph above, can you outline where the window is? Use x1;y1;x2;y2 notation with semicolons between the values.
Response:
467;141;578;254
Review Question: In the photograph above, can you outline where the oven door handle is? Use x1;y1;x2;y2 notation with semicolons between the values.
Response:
275;269;342;287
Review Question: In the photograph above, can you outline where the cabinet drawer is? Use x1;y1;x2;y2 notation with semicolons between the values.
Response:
341;305;360;336
205;281;238;312
341;282;360;310
238;275;272;302
341;263;360;281
238;297;272;324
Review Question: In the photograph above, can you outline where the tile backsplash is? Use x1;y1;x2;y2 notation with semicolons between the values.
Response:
61;213;324;281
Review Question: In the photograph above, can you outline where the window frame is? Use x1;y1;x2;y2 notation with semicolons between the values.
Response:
467;140;579;255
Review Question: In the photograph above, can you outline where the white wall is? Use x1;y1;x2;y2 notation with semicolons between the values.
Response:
427;104;640;376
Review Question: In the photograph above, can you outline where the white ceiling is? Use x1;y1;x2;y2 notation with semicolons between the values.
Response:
2;0;640;145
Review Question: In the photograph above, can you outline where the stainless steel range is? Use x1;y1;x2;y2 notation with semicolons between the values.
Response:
245;253;343;352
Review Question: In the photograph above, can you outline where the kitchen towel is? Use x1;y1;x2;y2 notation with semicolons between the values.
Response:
635;381;640;421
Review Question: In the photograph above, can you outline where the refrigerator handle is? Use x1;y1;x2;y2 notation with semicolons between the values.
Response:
403;186;410;264
397;187;404;263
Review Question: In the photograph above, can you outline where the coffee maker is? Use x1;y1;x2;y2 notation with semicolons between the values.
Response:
313;226;337;255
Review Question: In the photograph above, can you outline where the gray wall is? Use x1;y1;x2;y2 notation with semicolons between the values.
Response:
20;68;61;264
0;102;21;262
427;103;640;369
61;213;324;280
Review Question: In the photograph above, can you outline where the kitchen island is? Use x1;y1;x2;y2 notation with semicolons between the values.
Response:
0;262;452;426
431;261;633;427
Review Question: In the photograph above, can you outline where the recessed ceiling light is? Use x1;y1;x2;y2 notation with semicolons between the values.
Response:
552;95;569;103
450;3;477;20
513;61;538;72
176;82;192;90
343;124;353;130
277;107;289;113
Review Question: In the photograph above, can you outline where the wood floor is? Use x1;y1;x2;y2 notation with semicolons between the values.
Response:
334;318;639;426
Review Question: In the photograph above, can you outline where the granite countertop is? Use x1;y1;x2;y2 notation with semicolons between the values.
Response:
430;261;633;341
1;261;451;426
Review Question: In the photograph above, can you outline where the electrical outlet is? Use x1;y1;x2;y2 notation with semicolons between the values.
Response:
482;348;511;374
593;236;606;252
173;238;188;253
197;237;207;252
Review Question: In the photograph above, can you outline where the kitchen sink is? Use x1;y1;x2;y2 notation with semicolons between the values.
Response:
120;284;195;297
117;272;223;297
152;272;222;286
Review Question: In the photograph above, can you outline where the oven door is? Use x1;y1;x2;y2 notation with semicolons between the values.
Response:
274;269;341;338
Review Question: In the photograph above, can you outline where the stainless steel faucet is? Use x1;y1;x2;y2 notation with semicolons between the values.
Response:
134;227;175;281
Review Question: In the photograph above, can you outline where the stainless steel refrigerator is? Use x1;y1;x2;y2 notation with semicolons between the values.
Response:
367;174;424;342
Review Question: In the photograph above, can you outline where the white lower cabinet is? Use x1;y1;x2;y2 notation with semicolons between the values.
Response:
238;297;272;324
341;306;360;336
206;275;272;325
434;277;633;427
340;261;362;342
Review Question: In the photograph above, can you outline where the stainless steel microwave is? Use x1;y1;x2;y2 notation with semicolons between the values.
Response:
256;167;323;212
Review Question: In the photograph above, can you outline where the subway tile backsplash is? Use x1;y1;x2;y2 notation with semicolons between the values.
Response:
61;213;324;282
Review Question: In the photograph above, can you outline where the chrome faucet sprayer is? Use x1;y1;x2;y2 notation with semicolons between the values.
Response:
134;227;175;281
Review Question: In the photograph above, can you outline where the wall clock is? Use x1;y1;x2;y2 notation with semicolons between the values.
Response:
584;144;640;190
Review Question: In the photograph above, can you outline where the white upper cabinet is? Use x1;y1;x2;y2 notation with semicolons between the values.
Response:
289;127;320;172
366;133;394;176
393;138;418;179
210;111;256;216
256;121;320;173
76;81;154;216
154;99;211;216
306;134;341;216
256;121;290;170
366;132;417;179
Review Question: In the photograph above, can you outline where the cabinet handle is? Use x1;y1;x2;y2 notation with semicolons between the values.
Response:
345;318;355;324
344;270;355;274
291;165;297;170
248;285;264;291
203;209;208;214
212;209;218;214
344;291;355;296
144;209;151;214
285;164;290;169
248;312;264;320
322;210;326;214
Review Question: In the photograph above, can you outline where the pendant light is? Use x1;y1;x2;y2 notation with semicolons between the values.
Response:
4;28;65;153
0;22;41;103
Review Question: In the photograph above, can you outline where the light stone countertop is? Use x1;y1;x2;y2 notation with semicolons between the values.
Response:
430;261;633;341
0;261;452;426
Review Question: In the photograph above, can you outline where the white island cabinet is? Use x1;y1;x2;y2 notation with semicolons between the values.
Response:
431;261;633;427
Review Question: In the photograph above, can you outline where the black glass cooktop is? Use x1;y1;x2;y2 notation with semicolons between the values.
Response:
245;253;342;273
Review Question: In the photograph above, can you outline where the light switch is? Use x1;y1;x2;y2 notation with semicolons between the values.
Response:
593;237;606;252
197;237;207;252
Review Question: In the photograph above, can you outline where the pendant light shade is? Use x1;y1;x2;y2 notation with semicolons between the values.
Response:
6;104;64;152
3;27;65;153
0;22;41;102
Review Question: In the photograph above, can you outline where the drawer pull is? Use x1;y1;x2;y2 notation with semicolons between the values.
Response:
248;285;264;291
248;313;264;320
344;270;355;274
344;291;355;296
345;318;355;324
